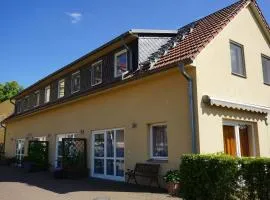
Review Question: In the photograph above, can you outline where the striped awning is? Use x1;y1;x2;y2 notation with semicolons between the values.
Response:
202;95;270;114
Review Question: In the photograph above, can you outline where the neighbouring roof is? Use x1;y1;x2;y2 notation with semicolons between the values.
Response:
143;0;270;70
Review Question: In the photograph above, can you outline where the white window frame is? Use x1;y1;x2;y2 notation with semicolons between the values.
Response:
262;54;270;85
91;60;103;86
71;71;80;94
91;128;125;181
15;138;25;165
230;41;246;77
114;49;128;78
58;79;65;99
44;85;50;103
55;133;77;168
150;123;168;160
223;120;256;157
34;90;40;107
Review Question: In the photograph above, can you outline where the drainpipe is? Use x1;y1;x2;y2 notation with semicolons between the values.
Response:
9;98;15;106
178;63;197;154
0;121;7;155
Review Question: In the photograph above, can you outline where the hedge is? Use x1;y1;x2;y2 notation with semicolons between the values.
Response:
240;158;270;200
179;154;270;200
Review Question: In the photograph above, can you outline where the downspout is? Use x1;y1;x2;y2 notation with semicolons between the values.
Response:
178;63;197;154
9;98;15;105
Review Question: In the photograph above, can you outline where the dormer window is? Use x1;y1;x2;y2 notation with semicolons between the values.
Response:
71;71;80;94
114;49;128;78
33;91;40;107
44;85;50;103
23;96;30;111
58;79;65;98
91;61;102;86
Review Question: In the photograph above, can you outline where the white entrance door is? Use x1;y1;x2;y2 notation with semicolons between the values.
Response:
15;139;25;165
91;128;125;181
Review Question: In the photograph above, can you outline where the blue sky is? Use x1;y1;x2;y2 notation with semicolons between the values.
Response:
0;0;269;88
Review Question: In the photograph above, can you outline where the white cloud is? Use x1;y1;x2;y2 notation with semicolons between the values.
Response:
66;12;82;24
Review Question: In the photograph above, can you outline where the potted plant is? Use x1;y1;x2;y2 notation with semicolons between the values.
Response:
163;170;181;196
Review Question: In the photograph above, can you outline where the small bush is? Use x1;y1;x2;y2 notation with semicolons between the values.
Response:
179;154;240;200
163;170;181;183
28;141;49;170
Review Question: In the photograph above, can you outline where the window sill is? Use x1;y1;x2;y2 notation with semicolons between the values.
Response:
147;159;168;164
231;72;247;79
91;82;102;87
71;90;80;95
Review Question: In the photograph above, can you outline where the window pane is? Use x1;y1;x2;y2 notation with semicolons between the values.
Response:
94;159;104;174
106;159;114;175
230;43;245;76
106;131;114;157
72;72;80;92
34;92;40;107
116;160;124;177
45;86;50;102
17;102;21;113
115;51;127;77
58;80;65;98
92;62;102;85
262;56;270;84
116;130;124;158
23;97;29;110
94;134;104;157
152;125;168;158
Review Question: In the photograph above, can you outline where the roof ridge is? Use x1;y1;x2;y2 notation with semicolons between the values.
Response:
146;22;196;67
148;0;252;69
140;0;249;69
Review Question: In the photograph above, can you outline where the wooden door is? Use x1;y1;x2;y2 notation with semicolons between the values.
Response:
239;126;250;157
223;126;236;156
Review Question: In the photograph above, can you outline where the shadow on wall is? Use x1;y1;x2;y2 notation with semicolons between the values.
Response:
200;100;268;124
0;166;166;195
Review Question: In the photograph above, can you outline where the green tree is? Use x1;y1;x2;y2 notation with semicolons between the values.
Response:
0;81;23;102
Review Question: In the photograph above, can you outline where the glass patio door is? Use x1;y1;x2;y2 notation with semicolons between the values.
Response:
15;139;25;166
92;129;124;181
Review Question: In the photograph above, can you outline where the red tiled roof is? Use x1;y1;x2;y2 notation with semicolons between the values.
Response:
153;0;268;69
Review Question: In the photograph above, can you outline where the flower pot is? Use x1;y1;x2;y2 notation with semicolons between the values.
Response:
167;182;180;196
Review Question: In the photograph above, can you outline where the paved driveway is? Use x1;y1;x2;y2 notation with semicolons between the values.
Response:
0;166;180;200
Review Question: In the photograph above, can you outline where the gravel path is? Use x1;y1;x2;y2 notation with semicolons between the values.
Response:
0;166;181;200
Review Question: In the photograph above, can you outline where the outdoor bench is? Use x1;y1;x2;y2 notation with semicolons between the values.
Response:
125;163;160;187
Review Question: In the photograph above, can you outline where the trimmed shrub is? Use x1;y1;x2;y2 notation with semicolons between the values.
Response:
179;154;240;200
179;154;270;200
240;157;270;200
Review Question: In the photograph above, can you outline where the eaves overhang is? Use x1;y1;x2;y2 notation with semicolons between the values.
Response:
4;58;192;123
